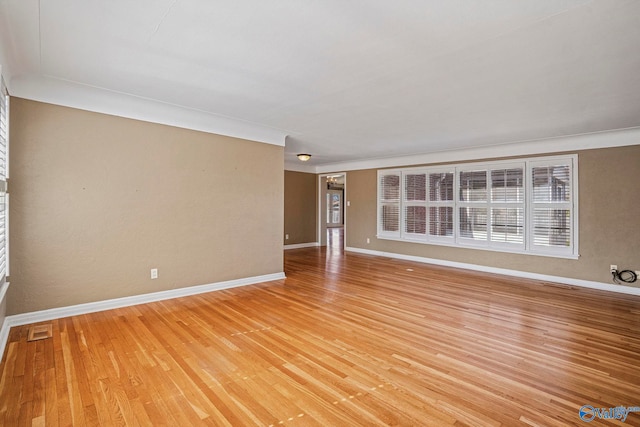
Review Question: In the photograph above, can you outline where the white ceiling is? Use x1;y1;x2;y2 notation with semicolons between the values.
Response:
1;0;639;170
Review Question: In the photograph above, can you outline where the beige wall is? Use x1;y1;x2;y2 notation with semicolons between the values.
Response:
8;98;284;315
346;145;640;287
0;286;6;332
284;171;317;245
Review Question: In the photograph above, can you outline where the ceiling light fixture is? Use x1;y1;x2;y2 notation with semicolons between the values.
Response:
297;154;311;162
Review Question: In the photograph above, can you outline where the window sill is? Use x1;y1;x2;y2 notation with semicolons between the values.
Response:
376;235;580;260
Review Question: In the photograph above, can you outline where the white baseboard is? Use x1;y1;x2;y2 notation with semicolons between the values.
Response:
0;272;285;360
284;242;319;250
346;247;640;296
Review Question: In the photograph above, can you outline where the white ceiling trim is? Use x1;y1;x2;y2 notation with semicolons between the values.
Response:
9;74;288;146
313;127;640;173
3;0;640;164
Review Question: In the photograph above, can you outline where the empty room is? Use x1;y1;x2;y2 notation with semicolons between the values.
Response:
1;1;639;426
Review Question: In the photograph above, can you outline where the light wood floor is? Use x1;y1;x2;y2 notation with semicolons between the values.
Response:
1;248;639;426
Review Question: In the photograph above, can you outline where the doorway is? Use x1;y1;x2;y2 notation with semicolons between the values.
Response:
318;173;346;248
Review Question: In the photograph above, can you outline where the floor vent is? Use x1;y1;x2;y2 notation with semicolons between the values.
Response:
27;324;53;342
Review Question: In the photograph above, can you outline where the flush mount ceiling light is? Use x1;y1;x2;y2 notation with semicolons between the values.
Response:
297;154;311;162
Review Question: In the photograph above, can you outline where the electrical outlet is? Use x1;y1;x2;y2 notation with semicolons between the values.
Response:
366;238;370;244
610;265;617;273
151;268;158;279
285;234;289;240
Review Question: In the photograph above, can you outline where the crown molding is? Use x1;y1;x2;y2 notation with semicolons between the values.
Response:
8;74;288;146
314;127;640;173
7;74;639;169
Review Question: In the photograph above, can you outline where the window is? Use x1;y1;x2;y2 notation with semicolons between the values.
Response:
0;78;8;285
529;160;574;255
377;155;577;258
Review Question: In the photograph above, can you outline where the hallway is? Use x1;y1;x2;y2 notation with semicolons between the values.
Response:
326;227;344;252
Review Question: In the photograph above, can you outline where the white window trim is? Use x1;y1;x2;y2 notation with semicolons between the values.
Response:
376;155;579;259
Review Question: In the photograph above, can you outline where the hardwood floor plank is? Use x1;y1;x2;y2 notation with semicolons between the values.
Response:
53;327;73;426
44;365;59;427
16;399;32;427
1;247;640;425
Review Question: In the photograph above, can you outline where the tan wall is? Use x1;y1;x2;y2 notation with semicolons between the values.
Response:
0;287;6;331
346;145;640;287
284;171;317;244
8;98;284;315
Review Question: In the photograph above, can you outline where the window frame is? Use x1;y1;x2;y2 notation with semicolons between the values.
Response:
376;155;578;259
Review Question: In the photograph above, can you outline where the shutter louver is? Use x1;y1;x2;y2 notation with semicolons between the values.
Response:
459;171;487;202
459;170;488;244
0;91;6;180
403;173;426;238
530;163;573;251
428;172;454;239
378;172;401;237
532;208;571;247
491;207;524;244
490;168;524;245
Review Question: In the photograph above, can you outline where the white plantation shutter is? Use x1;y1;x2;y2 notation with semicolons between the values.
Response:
403;173;426;239
428;171;454;241
376;155;578;259
456;165;526;249
458;170;488;245
0;91;6;180
0;193;5;282
528;159;575;256
0;78;8;285
489;167;525;248
378;171;401;238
